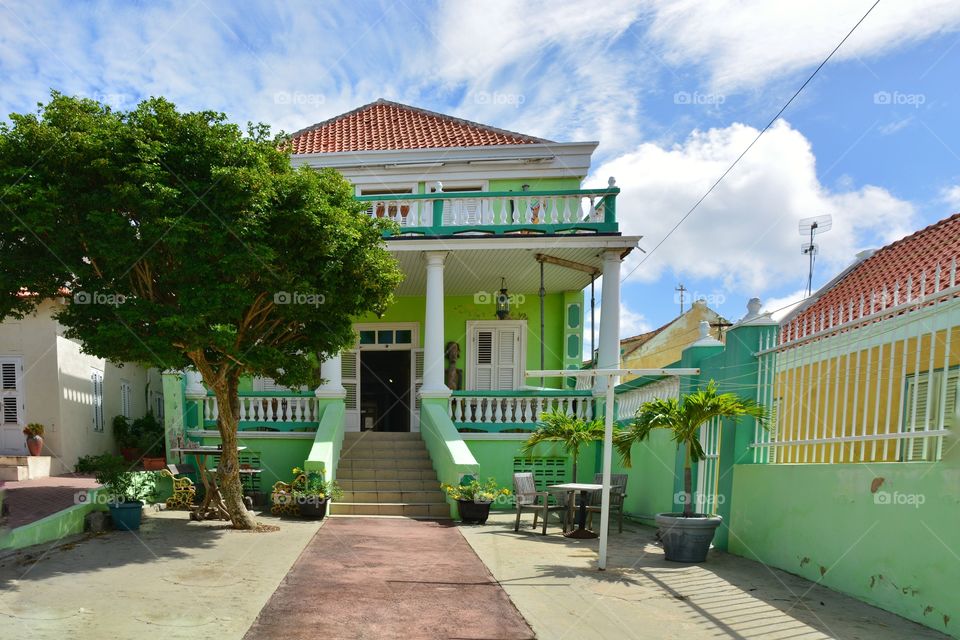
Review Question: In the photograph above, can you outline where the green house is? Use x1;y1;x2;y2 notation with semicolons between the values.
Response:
163;99;639;516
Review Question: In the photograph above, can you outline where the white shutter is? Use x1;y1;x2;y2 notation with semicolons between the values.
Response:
495;327;520;390
91;370;104;432
474;329;495;391
120;380;132;418
1;359;21;426
412;348;424;431
902;371;956;462
342;349;360;430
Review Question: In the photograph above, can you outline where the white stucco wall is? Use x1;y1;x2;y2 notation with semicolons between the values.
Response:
0;299;163;473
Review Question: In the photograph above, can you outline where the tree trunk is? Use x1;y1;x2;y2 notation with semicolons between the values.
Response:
683;444;693;518
212;377;257;530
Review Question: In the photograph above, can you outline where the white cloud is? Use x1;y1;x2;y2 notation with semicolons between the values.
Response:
762;288;808;322
941;185;960;210
645;0;960;91
582;294;653;358
590;120;916;297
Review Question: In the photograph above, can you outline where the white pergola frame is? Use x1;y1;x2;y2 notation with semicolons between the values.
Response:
527;367;700;571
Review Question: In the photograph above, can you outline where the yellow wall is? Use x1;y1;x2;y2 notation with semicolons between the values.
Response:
773;324;960;463
621;301;721;380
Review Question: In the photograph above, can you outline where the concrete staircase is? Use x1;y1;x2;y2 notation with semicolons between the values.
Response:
0;455;51;481
331;432;450;518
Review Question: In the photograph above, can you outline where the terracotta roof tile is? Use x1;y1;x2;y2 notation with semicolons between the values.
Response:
288;99;550;154
787;212;960;339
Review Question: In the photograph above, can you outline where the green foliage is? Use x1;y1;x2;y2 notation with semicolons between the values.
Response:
614;381;766;516
521;411;606;482
75;453;117;474
441;477;511;504
92;454;157;503
22;423;44;437
112;415;136;448
0;92;403;389
289;467;342;501
132;412;165;457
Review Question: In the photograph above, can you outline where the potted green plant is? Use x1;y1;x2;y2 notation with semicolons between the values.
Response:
22;423;44;456
521;410;605;483
113;415;142;463
290;467;342;519
615;381;766;563
441;477;511;524
94;454;155;531
134;413;166;470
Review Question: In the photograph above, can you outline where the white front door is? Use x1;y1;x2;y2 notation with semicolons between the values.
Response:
0;357;26;454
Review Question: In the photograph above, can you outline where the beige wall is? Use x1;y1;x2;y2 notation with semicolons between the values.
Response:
622;301;722;381
0;300;162;474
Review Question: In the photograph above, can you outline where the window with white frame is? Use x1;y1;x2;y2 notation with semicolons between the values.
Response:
91;369;105;432
434;183;486;226
467;321;525;391
150;389;164;419
901;368;958;461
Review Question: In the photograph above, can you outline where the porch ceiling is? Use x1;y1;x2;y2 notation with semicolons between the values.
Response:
387;235;640;296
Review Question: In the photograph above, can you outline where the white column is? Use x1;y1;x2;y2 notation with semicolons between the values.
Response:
594;250;622;395
184;368;206;398
421;251;450;397
315;352;346;398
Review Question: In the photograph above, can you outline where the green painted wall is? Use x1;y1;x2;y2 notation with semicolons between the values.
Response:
611;430;680;522
729;461;959;637
356;292;574;389
189;434;313;493
465;439;601;510
488;177;583;192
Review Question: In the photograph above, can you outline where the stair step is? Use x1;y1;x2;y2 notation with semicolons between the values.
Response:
0;465;28;481
340;439;426;450
335;468;438;481
343;432;421;441
340;490;446;504
338;479;440;492
330;502;451;518
338;458;433;470
339;449;430;461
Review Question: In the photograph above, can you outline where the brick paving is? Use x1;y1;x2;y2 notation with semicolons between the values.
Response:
0;474;99;529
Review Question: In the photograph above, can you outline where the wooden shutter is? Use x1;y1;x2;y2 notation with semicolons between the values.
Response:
412;348;424;431
474;329;495;391
1;358;21;426
495;326;520;390
341;349;359;430
91;370;104;432
120;380;132;418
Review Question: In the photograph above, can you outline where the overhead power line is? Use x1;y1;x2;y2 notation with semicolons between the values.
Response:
622;0;882;284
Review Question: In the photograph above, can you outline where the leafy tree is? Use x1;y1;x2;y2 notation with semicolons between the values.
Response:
521;411;606;483
0;94;402;528
614;382;766;517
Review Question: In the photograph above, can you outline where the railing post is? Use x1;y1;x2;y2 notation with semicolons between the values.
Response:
603;177;617;224
432;181;444;234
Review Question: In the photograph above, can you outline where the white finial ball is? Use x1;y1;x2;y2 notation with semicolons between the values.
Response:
608;176;616;187
434;181;443;193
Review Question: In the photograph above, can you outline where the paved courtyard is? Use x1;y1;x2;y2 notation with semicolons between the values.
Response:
461;512;949;640
0;474;100;529
0;509;951;639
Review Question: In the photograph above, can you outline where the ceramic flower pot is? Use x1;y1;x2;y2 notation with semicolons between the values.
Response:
457;500;492;524
297;496;329;519
26;435;43;456
108;500;144;531
655;513;722;563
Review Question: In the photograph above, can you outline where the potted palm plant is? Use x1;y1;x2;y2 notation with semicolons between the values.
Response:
520;410;605;484
23;423;44;456
615;381;766;563
441;477;511;524
94;454;155;531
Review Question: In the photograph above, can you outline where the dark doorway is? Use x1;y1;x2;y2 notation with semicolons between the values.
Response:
359;350;411;432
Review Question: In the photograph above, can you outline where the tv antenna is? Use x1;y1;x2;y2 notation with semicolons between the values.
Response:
799;214;832;297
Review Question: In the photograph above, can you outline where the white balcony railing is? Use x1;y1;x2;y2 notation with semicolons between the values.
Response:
449;392;594;430
203;395;320;424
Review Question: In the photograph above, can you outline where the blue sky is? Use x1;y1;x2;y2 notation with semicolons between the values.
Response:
2;0;959;337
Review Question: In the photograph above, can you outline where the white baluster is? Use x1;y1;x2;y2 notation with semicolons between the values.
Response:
494;398;503;423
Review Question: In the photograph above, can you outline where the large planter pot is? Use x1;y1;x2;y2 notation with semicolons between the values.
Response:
108;500;144;531
297;496;329;519
142;457;166;471
655;513;722;563
457;500;492;524
120;447;143;463
26;435;43;456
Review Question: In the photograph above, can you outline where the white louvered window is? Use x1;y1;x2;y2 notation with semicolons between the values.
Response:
150;390;164;419
467;321;525;391
902;369;958;461
1;358;22;427
91;369;105;432
120;379;132;418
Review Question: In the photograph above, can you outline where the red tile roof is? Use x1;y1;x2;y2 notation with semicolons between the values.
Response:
786;213;960;340
288;99;550;154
